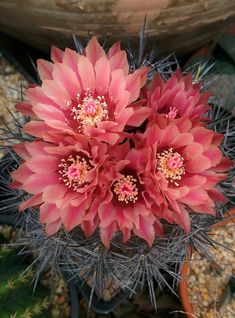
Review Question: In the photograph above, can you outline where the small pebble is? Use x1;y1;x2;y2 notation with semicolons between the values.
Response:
188;224;235;317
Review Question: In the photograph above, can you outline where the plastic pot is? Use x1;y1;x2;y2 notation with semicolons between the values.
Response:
179;208;235;318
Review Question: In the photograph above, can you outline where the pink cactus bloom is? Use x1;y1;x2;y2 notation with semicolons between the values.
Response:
17;37;150;145
142;117;232;232
145;70;211;125
95;142;163;248
11;138;108;236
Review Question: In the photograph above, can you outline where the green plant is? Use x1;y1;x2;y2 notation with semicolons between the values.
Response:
0;231;51;318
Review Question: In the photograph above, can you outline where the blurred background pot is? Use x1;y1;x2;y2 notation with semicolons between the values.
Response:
0;0;235;55
179;208;235;318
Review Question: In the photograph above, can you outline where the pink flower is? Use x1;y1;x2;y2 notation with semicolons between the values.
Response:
141;117;232;232
17;37;149;144
11;138;163;248
95;142;163;248
11;138;108;235
144;70;211;125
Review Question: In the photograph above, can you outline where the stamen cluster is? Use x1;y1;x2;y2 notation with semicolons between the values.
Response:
113;175;138;203
71;94;108;129
58;155;91;191
157;148;185;186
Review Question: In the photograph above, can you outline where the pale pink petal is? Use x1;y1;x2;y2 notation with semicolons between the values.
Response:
40;203;61;223
52;62;81;99
19;194;43;211
23;121;57;142
203;145;222;167
93;131;120;145
46;218;62;236
182;142;204;160
37;59;53;80
160;125;179;148
98;204;115;227
41;79;70;108
33;103;65;123
108;41;121;57
23;173;59;194
45;119;72;131
212;133;224;146
171;133;194;148
146;124;162;147
134;67;149;87
51;46;64;63
150;74;165;93
120;227;131;242
15;102;36;117
125;72;141;103
133;215;155;246
100;221;117;248
126;107;150;127
153;220;164;237
109;69;126;103
172;91;187;109
11;164;33;183
208;188;226;202
213;157;232;172
77;55;95;91
174;205;191;233
26;86;59;108
85;36;105;64
115;91;131;114
179;175;207;188
63;48;80;74
24;141;47;157
81;218;99;237
190;127;214;144
186;155;211;173
61;201;87;231
26;155;58;174
13;143;30;160
191;204;215;215
109;51;129;75
179;189;208;205
115;107;134;130
94;56;110;95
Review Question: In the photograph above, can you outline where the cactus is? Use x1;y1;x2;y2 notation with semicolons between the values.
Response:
0;232;51;318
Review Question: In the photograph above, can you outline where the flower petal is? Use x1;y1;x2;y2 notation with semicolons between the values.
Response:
40;203;61;223
51;46;64;63
100;221;117;248
37;59;53;80
133;215;155;246
23;173;59;194
85;36;105;64
77;55;95;91
52;62;81;99
95;56;110;95
46;218;62;236
19;194;43;211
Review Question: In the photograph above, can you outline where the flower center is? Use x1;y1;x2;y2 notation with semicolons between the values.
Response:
165;106;178;120
113;175;138;204
157;148;185;186
58;154;91;191
71;93;108;129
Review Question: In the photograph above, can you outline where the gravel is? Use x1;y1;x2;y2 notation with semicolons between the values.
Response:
188;223;235;317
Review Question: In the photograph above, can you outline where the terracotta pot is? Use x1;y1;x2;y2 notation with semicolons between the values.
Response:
179;208;235;318
0;1;235;55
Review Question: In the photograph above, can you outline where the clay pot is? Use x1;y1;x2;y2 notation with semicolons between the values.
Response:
179;208;235;318
0;1;235;55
